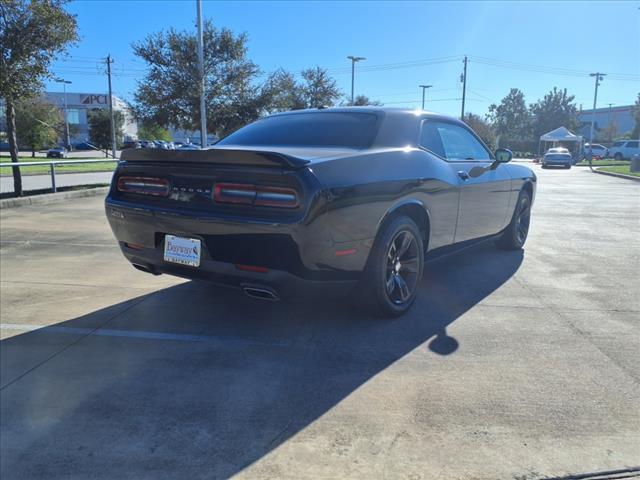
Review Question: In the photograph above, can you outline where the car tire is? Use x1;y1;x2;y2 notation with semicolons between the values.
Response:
614;153;623;161
362;215;424;318
495;190;532;251
565;164;571;169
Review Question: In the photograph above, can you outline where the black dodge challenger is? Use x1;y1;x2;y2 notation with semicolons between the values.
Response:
105;108;536;316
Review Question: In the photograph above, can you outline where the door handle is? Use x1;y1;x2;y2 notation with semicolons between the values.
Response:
457;170;469;180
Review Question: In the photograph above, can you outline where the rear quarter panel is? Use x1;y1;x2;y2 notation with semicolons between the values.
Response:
309;148;460;251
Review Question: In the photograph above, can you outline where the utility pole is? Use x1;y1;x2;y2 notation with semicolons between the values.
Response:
54;78;72;150
419;85;432;110
197;0;207;148
347;55;366;104
106;55;117;159
460;56;468;119
588;73;606;154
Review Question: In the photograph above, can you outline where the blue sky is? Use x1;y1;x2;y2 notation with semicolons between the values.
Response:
47;0;640;117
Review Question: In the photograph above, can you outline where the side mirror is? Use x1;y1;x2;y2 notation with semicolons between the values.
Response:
494;148;513;163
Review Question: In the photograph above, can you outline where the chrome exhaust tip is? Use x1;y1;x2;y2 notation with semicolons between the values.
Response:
242;285;280;301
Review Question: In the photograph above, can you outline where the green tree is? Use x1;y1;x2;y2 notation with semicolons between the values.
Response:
345;95;383;106
15;97;62;157
299;66;341;108
0;0;78;195
88;109;124;156
138;123;172;141
530;87;579;140
463;113;497;151
630;93;640;138
262;69;306;112
132;20;269;137
262;67;342;112
488;88;531;147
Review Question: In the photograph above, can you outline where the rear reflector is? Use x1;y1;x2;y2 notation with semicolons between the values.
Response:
235;264;269;273
125;242;145;250
335;248;357;257
214;183;298;208
117;176;170;196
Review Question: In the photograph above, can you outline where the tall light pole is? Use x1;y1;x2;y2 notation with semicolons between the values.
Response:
347;55;366;104
588;73;606;155
419;85;432;110
54;78;72;150
197;0;207;147
106;55;117;159
460;56;468;119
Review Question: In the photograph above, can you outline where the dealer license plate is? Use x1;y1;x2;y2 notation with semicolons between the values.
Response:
163;235;201;267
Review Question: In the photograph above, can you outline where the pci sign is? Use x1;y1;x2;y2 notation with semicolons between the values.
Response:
81;94;107;105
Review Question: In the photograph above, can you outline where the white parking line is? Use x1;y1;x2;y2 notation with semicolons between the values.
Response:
0;323;290;347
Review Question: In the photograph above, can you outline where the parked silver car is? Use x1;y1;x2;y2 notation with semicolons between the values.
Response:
542;148;572;169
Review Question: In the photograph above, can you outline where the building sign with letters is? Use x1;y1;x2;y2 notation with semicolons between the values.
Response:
81;94;107;105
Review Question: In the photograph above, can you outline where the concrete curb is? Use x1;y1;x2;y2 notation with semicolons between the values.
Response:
594;169;640;182
0;187;109;209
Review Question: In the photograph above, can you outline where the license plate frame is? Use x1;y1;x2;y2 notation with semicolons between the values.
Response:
163;235;202;267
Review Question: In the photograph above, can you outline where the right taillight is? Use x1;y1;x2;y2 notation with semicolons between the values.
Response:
213;183;299;208
117;176;170;197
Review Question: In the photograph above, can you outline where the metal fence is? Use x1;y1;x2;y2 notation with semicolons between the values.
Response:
0;159;119;193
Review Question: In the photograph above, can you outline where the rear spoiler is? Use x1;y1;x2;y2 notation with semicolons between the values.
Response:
120;147;310;169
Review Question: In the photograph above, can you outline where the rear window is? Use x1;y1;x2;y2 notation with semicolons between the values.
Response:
217;112;379;148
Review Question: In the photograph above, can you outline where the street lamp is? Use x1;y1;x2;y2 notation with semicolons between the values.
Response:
54;78;72;150
419;85;433;110
347;55;366;104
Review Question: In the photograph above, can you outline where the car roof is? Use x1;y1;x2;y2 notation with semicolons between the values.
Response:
269;106;452;120
264;107;471;148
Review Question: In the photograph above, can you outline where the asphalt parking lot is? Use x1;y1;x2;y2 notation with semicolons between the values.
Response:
1;166;639;480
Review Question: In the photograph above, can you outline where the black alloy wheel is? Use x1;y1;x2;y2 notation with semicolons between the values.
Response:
385;229;421;305
496;190;531;250
364;215;424;317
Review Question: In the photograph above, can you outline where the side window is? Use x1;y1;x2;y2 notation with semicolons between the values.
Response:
419;122;446;158
420;121;491;161
626;141;639;148
436;123;491;161
613;141;624;147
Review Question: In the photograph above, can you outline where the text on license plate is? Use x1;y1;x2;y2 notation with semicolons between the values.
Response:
163;235;201;267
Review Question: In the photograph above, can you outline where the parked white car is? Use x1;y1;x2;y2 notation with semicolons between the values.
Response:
584;143;608;159
609;140;640;160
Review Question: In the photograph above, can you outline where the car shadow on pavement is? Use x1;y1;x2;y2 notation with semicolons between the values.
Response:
1;242;523;479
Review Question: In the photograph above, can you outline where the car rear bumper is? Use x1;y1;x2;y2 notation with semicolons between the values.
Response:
105;197;371;298
119;242;358;300
543;159;571;166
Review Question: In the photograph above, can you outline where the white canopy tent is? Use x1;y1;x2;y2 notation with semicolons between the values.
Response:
539;127;583;156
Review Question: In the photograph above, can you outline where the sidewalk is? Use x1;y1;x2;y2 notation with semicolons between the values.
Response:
0;171;114;194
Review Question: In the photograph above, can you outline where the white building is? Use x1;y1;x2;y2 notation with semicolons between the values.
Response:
0;92;138;144
577;104;635;140
43;92;138;143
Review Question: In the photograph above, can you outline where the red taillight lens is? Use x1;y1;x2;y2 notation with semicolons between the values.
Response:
117;176;170;197
235;264;269;273
213;183;299;208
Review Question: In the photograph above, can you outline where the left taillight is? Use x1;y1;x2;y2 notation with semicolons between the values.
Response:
117;176;170;197
213;183;299;208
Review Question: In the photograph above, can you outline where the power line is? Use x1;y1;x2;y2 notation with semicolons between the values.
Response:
469;55;639;81
51;53;639;82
